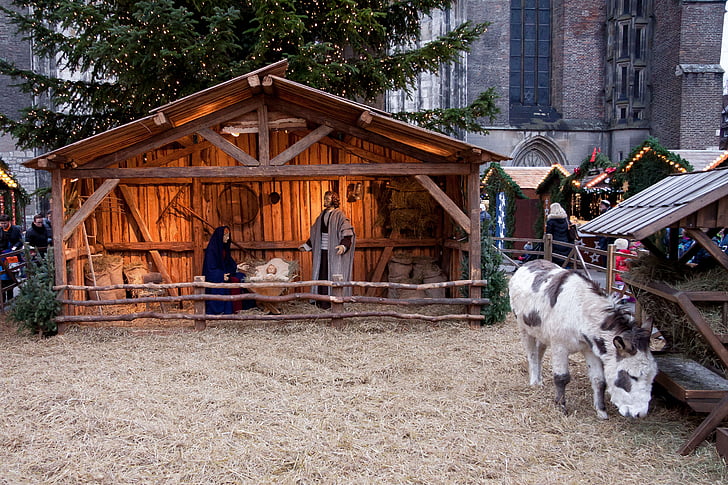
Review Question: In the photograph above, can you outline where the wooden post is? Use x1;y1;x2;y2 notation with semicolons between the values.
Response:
194;275;206;331
51;169;69;333
544;234;553;262
331;274;344;329
606;243;616;294
468;164;481;329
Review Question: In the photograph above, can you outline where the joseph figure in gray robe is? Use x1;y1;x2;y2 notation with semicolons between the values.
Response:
300;191;356;305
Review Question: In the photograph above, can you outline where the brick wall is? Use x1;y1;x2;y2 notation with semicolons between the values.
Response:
652;0;725;149
680;1;724;63
1;1;43;222
651;0;683;148
466;0;511;126
0;0;33;120
679;72;723;148
553;0;606;120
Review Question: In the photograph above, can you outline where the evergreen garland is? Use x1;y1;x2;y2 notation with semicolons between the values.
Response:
535;167;568;236
611;137;692;198
481;163;526;247
478;216;509;325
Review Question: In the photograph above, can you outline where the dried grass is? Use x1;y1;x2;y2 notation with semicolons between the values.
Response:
628;255;728;373
0;308;726;484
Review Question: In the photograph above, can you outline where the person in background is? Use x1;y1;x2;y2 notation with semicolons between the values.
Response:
613;238;637;302
300;191;356;309
613;238;632;281
0;214;23;251
24;213;52;257
546;202;574;265
0;214;22;303
596;199;616;251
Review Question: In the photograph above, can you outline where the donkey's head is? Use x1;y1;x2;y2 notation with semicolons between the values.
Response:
602;324;657;418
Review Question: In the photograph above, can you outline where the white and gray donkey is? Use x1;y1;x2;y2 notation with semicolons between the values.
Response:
509;260;657;419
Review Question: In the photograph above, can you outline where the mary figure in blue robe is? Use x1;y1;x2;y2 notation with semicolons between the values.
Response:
202;226;251;314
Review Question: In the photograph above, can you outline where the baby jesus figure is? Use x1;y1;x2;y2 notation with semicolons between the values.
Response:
245;257;291;282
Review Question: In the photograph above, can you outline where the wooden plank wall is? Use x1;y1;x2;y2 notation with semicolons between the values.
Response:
67;131;460;295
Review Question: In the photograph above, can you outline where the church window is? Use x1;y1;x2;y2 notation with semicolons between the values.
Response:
509;0;551;107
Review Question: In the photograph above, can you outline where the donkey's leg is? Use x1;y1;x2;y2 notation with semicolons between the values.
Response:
583;350;608;420
521;332;546;386
551;346;571;414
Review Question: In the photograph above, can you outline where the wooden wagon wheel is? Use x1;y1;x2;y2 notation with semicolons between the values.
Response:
217;184;259;226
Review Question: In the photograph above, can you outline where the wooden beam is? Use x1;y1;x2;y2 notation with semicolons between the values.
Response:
262;75;275;95
319;135;391;164
270;124;334;166
103;241;194;252
248;75;261;94
414;174;470;234
62;163;470;180
196;127;259;166
257;104;270;165
467;165;482;324
357;111;373;127
83;97;263;169
678;394;728;455
51;170;66;287
62;179;120;242
117;185;178;295
267;98;457;164
140;140;212;168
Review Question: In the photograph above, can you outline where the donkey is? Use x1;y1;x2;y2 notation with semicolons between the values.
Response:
509;260;657;419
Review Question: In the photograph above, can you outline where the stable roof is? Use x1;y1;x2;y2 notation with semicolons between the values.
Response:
24;60;507;170
579;168;728;240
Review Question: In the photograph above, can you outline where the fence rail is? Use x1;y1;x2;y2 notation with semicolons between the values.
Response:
53;279;490;328
493;235;637;302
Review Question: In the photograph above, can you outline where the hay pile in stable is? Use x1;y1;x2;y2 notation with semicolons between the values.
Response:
0;310;726;484
628;255;728;374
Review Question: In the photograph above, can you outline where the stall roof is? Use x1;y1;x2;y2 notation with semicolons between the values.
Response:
671;150;728;171
502;165;569;191
578;168;728;240
23;60;508;170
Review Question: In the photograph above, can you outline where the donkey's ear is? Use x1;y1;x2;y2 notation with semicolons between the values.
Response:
613;335;633;357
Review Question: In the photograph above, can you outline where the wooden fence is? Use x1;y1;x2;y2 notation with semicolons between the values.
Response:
52;278;490;329
494;235;639;302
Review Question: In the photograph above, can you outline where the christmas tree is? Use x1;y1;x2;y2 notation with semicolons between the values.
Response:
0;0;498;150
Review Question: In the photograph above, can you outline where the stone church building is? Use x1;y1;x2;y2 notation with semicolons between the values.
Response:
386;0;727;167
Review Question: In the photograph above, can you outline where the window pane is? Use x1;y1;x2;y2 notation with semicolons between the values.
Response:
538;88;549;104
523;56;535;71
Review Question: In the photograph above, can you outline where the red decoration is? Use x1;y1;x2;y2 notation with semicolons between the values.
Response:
589;147;597;163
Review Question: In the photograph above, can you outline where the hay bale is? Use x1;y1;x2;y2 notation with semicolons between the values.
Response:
123;262;148;298
629;255;728;373
85;254;124;300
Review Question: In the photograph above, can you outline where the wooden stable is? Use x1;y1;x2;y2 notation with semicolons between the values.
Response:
580;168;728;455
23;61;508;323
